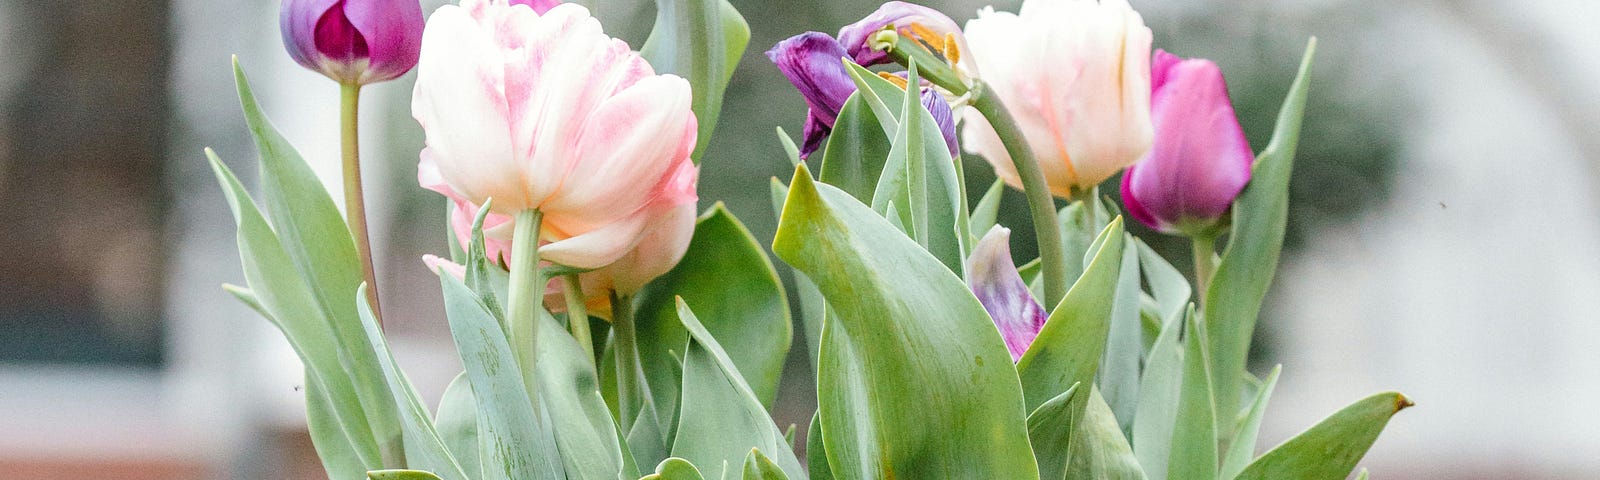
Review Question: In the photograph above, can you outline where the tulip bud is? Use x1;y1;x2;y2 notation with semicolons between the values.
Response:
837;1;972;76
967;226;1047;362
413;0;699;270
767;32;858;158
280;0;424;85
960;0;1153;197
1120;50;1254;236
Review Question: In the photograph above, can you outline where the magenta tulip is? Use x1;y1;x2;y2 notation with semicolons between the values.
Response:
1120;50;1253;236
767;32;858;158
280;0;424;84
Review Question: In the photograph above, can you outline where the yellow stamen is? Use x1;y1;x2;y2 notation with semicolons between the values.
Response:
877;71;910;90
942;32;961;65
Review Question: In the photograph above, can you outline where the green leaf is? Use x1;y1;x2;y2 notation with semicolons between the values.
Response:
868;62;968;275
1056;198;1112;285
1017;218;1126;413
357;286;470;480
1066;388;1148;480
1354;469;1369;480
207;151;382;469
1234;391;1412;480
1219;365;1282;480
1136;239;1190;330
368;470;444;480
627;400;673;474
1101;236;1145;437
841;61;909;136
645;458;707;480
770;179;829;377
1132;313;1185;479
742;449;791;480
231;62;402;461
1026;383;1081;480
969;178;1006;242
818;94;892;203
307;372;371;480
434;373;481;477
534;309;629;480
640;0;749;161
806;411;833;480
1205;39;1316;417
436;277;556;480
671;299;805;480
773;166;1038;479
1169;311;1217;480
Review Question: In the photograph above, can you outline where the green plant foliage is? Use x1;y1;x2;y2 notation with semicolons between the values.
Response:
773;166;1038;479
1220;366;1282;480
1017;217;1126;413
805;411;833;480
1066;388;1148;479
1168;312;1217;480
1234;392;1412;480
640;0;749;161
1205;39;1317;417
1132;313;1185;479
434;373;480;477
741;449;791;480
357;287;471;480
1101;235;1146;436
670;299;805;479
1025;383;1081;480
867;63;968;275
368;470;444;480
644;458;708;480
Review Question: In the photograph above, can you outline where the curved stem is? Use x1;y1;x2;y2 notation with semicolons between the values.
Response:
1191;233;1218;308
506;209;546;400
969;84;1068;308
562;274;595;364
341;82;382;326
610;290;641;425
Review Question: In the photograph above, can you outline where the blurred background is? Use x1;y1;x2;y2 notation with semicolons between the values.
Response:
0;0;1595;478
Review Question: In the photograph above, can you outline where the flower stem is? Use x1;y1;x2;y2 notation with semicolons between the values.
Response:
1191;233;1218;306
341;82;382;326
562;274;595;364
610;290;641;425
970;83;1067;308
506;209;546;401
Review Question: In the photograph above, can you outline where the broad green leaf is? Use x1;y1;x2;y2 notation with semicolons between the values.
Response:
1206;39;1317;417
1066;388;1148;480
742;449;790;480
207;151;382;469
1017;218;1126;413
368;470;444;480
970;178;1006;242
1169;312;1217;480
770;178;827;376
534;309;628;480
357;287;470;480
634;204;793;415
818;94;892;203
640;0;749;161
232;62;401;461
627;400;672;474
437;277;556;480
776;127;802;167
1132;313;1185;479
435;373;481;477
773;166;1038;480
805;411;832;480
1026;383;1081;480
1136;239;1190;335
1219;366;1282;480
1101;236;1144;437
307;372;370;480
1056;197;1112;284
645;458;707;480
671;299;805;480
841;61;909;136
1234;391;1411;480
868;63;968;275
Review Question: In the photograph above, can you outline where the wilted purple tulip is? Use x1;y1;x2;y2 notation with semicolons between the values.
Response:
967;226;1047;362
837;1;972;75
280;0;424;85
767;32;857;158
1120;50;1253;236
921;87;959;159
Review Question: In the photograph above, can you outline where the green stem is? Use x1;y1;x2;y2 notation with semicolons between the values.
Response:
341;82;382;326
610;290;641;425
970;84;1068;308
506;209;546;401
1191;233;1218;306
1075;187;1100;233
563;274;595;364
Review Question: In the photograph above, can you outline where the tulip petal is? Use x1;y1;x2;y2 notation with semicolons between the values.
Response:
342;0;425;82
966;226;1047;361
280;0;344;72
767;32;857;128
412;5;522;210
837;1;968;71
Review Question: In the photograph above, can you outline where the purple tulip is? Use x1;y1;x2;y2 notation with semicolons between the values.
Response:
280;0;424;85
767;32;858;158
1120;50;1253;236
967;226;1047;362
921;87;959;159
837;1;967;69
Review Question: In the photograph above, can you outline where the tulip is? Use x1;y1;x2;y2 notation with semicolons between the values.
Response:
967;226;1047;362
413;0;699;271
280;0;424;85
1121;51;1253;236
510;0;561;13
767;32;858;158
921;87;960;159
960;0;1153;197
837;1;973;75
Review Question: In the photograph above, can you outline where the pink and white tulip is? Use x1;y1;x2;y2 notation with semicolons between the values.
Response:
412;0;699;270
960;0;1153;197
